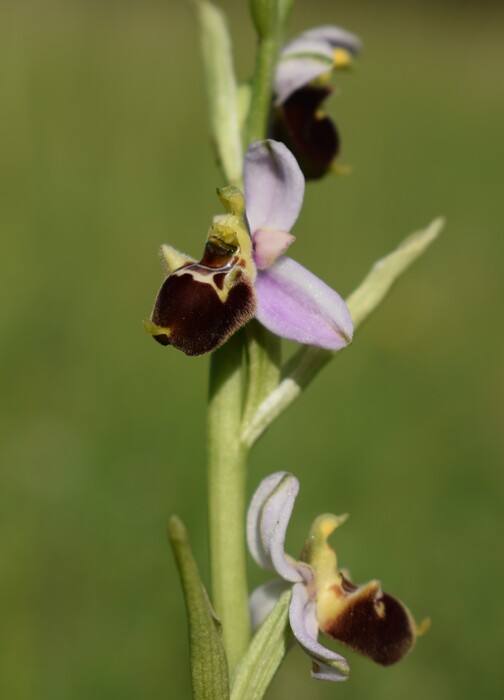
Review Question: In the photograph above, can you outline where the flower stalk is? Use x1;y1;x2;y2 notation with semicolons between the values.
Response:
150;3;443;697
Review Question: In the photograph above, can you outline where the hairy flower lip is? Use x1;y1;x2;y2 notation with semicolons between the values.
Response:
146;187;257;356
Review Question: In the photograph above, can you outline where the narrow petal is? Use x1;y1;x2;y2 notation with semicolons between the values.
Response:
249;579;290;630
274;40;334;105
253;228;296;270
289;583;349;681
246;472;306;583
255;257;353;350
244;140;305;235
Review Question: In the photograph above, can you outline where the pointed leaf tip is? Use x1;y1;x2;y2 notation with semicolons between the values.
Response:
168;514;230;700
197;0;242;185
346;217;445;330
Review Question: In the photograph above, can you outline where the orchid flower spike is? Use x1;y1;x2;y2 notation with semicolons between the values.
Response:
247;472;426;682
145;140;353;356
271;26;362;180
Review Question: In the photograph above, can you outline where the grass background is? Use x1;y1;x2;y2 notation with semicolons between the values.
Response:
1;0;503;698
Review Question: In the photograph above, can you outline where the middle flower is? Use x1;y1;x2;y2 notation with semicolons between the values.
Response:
146;139;353;356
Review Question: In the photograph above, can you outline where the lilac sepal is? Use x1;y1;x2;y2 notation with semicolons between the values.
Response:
249;579;290;630
290;583;350;682
255;256;354;350
244;141;305;235
246;472;304;583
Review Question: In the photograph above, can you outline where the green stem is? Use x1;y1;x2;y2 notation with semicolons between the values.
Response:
246;31;281;144
205;0;295;682
207;332;250;676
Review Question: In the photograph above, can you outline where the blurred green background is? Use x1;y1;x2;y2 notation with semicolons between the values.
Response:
1;0;503;698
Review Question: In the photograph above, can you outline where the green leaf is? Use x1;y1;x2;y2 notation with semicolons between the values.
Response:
242;217;444;447
196;1;242;186
237;82;252;133
346;217;445;327
231;590;292;700
168;515;230;700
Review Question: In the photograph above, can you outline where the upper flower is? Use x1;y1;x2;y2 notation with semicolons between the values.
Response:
247;472;425;681
145;140;353;355
271;26;362;180
274;26;362;105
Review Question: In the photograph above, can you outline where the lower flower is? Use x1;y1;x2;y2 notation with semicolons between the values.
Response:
247;472;428;681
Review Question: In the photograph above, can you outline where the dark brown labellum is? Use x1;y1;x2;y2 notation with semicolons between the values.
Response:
321;581;416;666
270;87;340;180
150;263;256;356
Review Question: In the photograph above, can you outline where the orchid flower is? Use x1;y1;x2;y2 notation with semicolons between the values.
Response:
247;472;424;681
145;140;353;356
271;26;362;179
